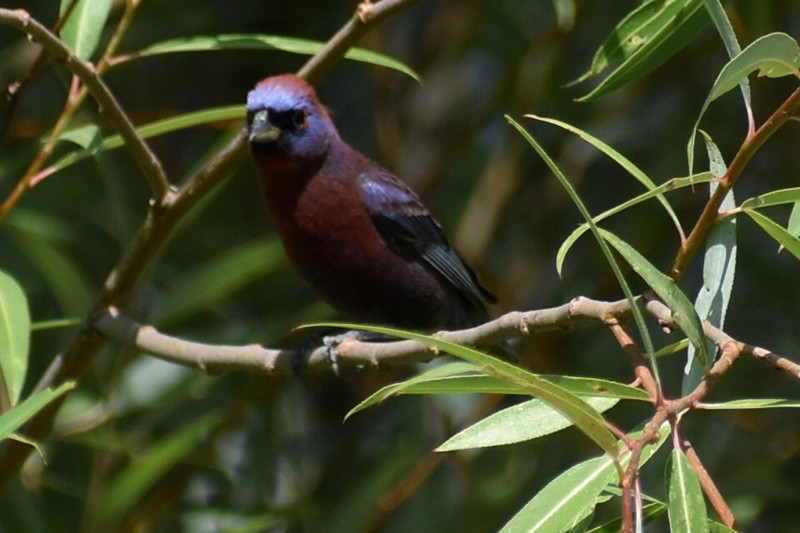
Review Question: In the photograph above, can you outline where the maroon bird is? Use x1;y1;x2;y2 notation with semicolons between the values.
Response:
246;74;497;331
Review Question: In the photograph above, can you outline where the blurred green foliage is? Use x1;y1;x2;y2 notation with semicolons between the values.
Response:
1;1;800;531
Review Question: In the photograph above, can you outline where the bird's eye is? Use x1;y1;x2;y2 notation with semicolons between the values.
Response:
292;109;309;129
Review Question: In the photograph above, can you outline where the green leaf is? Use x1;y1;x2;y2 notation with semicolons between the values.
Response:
59;0;114;61
683;133;735;395
575;0;708;101
501;421;671;533
586;502;668;532
0;382;75;441
555;173;712;275
56;124;103;152
154;238;286;325
348;367;650;418
599;228;710;368
309;322;620;458
113;34;419;81
98;411;223;523
740;187;800;210
788;202;800;238
744;209;800;261
526;115;687;274
51;104;244;177
689;32;800;171
702;0;751;115
667;448;709;532
0;270;31;406
437;396;618;451
701;398;800;410
507;115;660;382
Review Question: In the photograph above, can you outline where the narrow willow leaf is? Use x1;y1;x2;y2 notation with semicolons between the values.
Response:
702;0;751;115
701;399;800;409
51;105;244;176
576;0;708;101
113;34;419;81
667;449;709;532
0;270;31;405
684;133;735;394
310;322;620;458
438;397;618;451
501;421;671;533
98;411;223;523
688;32;800;171
59;0;113;61
507;115;660;382
526;115;686;274
0;382;75;441
744;209;800;261
788;202;800;240
599;228;710;367
555;173;712;275
740;187;800;210
347;362;510;418
349;371;649;419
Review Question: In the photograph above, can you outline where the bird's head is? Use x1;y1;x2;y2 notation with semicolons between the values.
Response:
246;74;337;161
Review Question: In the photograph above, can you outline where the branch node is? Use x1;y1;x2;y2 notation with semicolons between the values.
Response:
356;0;374;22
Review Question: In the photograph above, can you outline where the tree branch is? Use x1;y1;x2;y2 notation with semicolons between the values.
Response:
90;296;800;384
0;0;429;492
0;7;170;216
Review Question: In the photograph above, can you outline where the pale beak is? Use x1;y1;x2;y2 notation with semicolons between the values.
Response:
248;109;281;144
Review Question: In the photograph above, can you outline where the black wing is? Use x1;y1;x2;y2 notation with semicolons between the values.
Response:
358;167;497;317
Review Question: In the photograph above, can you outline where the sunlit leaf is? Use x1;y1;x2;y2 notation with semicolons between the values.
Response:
51;105;244;176
684;133;735;394
701;398;800;409
689;32;800;171
59;0;114;61
437;396;618;451
0;382;75;441
507;115;660;382
526;115;687;274
348;366;650;418
501;421;670;533
554;173;712;275
310;322;620;458
600;228;710;368
111;34;419;81
702;0;751;118
740;187;800;209
0;270;30;406
667;449;709;532
744;209;800;261
575;0;708;100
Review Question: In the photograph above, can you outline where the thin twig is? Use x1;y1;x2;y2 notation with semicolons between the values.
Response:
668;86;800;280
0;8;170;220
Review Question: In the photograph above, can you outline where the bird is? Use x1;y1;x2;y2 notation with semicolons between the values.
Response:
246;74;498;333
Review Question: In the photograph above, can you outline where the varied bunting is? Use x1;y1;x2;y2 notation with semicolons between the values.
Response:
246;74;497;331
